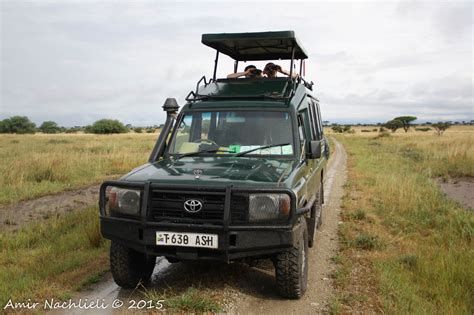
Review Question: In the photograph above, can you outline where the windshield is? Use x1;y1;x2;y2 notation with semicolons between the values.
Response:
167;111;294;157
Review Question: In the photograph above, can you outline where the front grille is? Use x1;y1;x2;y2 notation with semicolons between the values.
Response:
149;190;248;225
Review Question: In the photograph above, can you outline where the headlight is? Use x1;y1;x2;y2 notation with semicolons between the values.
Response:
106;187;141;216
248;193;291;222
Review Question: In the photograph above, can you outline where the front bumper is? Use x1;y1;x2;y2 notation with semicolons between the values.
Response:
101;218;303;261
99;181;303;262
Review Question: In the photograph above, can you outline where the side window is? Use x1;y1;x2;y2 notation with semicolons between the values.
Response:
310;100;323;139
298;109;313;153
307;101;317;140
315;102;324;136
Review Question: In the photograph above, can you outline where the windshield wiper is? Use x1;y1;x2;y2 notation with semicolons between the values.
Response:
175;149;234;159
235;143;290;157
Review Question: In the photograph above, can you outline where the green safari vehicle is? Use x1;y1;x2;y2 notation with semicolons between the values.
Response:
99;31;330;299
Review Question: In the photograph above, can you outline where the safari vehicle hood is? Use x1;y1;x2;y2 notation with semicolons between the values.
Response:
122;156;297;188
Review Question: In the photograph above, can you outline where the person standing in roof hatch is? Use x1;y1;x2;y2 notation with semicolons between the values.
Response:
263;62;299;79
227;65;262;79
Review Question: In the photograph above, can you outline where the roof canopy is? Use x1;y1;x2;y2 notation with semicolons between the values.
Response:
201;31;308;61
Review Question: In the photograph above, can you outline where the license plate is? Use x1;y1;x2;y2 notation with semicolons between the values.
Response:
156;231;218;249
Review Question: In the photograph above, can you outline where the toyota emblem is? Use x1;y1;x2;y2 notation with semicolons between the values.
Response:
184;199;203;213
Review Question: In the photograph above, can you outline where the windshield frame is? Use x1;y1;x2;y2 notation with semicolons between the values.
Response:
164;108;298;159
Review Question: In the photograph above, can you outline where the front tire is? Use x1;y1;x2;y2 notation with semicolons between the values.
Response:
110;241;156;289
273;223;309;299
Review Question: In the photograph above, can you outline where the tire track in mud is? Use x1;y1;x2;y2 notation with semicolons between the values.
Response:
0;185;100;232
50;140;347;315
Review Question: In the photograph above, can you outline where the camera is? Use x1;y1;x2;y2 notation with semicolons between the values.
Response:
248;69;262;78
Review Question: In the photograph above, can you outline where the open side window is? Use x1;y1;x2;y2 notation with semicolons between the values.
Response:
309;100;323;140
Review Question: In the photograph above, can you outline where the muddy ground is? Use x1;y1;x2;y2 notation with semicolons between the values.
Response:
0;185;100;232
437;177;474;210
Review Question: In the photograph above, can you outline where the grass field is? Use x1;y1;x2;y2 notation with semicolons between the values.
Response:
329;126;474;314
0;206;109;310
0;133;159;205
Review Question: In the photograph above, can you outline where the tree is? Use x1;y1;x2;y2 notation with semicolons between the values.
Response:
384;119;403;133
432;122;451;136
85;119;128;134
0;116;36;134
39;121;61;134
393;116;417;132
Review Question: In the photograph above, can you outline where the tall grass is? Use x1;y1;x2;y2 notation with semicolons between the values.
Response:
0;206;108;309
0;133;159;204
332;128;474;314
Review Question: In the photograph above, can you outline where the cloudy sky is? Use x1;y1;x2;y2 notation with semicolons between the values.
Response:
1;0;472;126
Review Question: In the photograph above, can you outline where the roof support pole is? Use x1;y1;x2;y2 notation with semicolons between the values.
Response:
212;50;219;81
299;60;303;77
233;60;238;73
289;45;295;79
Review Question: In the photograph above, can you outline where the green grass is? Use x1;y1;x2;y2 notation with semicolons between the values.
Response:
0;206;109;309
333;132;474;314
0;133;159;205
142;286;222;313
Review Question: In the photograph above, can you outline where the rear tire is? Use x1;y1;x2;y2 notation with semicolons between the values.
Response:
273;224;309;299
110;241;156;289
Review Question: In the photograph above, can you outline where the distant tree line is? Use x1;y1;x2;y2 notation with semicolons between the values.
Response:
0;116;163;134
327;116;453;137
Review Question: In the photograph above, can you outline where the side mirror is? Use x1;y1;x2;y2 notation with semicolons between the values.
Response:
309;140;322;159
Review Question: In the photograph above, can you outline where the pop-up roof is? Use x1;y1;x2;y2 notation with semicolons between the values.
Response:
201;31;308;61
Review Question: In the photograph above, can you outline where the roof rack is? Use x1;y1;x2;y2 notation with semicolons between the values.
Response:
185;75;312;103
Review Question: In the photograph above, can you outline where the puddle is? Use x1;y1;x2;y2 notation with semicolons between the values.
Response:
437;177;474;210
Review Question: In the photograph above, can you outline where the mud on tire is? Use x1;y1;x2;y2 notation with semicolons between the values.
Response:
110;241;156;289
273;224;309;299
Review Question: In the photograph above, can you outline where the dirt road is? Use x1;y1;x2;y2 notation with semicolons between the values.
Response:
57;140;347;315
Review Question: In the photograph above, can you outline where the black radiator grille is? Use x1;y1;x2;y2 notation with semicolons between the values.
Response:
149;190;248;225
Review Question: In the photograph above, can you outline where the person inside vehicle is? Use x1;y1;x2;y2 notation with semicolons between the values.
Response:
227;65;263;79
263;62;299;79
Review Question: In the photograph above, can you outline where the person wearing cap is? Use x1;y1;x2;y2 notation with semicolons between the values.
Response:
263;62;299;79
227;65;262;79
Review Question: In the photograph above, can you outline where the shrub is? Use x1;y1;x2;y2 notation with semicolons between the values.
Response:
85;119;128;134
415;127;431;132
352;233;381;250
332;125;353;133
